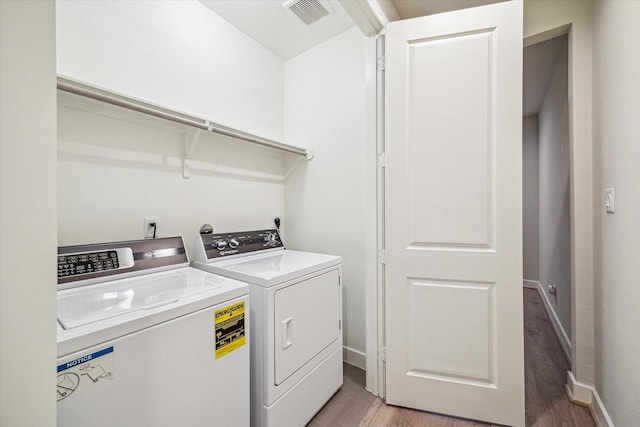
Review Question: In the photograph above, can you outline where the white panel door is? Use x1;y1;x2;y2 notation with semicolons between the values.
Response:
384;1;524;426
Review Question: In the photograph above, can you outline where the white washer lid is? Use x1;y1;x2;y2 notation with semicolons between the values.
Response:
57;267;246;330
199;250;341;287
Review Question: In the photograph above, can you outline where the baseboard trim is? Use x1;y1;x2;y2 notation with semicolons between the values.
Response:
590;386;616;427
523;279;539;289
531;281;571;362
566;372;615;427
343;345;366;370
566;371;592;405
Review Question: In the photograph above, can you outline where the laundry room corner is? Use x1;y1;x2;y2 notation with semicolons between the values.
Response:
283;26;372;370
53;1;375;425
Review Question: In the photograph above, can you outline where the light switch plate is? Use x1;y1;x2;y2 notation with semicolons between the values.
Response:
605;188;615;213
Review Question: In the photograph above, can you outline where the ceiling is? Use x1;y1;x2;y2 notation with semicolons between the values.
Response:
391;0;506;19
199;1;512;61
523;35;567;117
199;0;354;60
200;0;565;116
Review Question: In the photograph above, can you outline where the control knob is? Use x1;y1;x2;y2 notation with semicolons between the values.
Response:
215;240;227;250
228;238;239;249
265;232;278;247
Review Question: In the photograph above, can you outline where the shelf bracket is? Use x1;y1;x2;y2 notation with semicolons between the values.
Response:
305;148;315;161
183;127;204;179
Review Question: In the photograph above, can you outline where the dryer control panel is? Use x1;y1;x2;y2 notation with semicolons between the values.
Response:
200;229;283;260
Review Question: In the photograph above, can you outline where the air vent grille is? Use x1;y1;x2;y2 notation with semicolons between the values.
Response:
284;0;330;26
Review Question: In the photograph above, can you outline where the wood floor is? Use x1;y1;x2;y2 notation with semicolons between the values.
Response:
308;289;595;427
522;288;594;427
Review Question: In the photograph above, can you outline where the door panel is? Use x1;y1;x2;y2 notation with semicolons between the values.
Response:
408;278;495;384
384;1;524;426
408;29;495;248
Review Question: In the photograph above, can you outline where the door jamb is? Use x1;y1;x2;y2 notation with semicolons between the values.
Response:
365;32;386;398
524;23;594;405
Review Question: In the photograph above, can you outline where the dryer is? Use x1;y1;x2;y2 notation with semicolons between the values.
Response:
193;229;342;427
57;236;250;427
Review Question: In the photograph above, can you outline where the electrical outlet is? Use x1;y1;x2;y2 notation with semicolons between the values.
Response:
548;284;558;304
270;214;280;229
144;217;159;239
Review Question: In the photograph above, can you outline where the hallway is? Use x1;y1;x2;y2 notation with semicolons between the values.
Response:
309;289;595;426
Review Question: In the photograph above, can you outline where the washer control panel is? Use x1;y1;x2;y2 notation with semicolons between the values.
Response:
201;229;283;259
58;237;189;288
58;249;133;278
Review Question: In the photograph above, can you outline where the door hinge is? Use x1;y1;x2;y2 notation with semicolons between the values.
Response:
377;249;385;264
377;153;386;168
379;346;386;362
377;55;385;72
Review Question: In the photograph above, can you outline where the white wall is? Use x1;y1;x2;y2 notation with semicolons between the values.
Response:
524;0;594;389
538;38;571;337
56;0;284;141
522;116;539;282
57;96;286;255
0;1;58;425
284;27;369;368
56;1;288;255
592;1;640;425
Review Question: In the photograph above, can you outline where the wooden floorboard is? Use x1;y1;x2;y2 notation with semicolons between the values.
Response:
357;399;497;427
308;363;377;427
523;288;594;427
308;289;595;427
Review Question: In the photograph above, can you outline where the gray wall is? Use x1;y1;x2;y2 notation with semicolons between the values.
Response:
538;37;571;337
522;116;539;281
0;1;57;425
593;1;640;425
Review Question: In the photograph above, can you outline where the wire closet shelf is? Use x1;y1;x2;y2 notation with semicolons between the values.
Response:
56;76;311;159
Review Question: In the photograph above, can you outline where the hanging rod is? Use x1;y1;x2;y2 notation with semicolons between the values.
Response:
57;76;311;158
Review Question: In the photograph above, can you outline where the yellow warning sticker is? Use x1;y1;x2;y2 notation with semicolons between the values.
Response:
214;301;246;359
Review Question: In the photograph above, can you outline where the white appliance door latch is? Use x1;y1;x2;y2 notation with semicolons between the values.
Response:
282;317;293;349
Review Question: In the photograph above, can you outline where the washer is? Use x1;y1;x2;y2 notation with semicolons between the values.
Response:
57;236;250;427
193;229;343;427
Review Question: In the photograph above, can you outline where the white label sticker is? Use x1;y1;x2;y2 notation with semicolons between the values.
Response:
57;346;114;401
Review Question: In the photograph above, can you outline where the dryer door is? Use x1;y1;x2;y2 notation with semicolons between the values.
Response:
274;269;341;385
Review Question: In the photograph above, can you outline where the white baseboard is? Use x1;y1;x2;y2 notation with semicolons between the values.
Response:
530;281;572;362
527;282;613;426
343;345;366;370
590;386;615;427
566;371;592;404
566;372;615;427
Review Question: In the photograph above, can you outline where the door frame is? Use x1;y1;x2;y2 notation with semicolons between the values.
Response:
523;23;573;356
361;2;595;406
523;1;595;404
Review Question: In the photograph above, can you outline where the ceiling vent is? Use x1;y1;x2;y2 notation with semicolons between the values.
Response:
283;0;331;26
